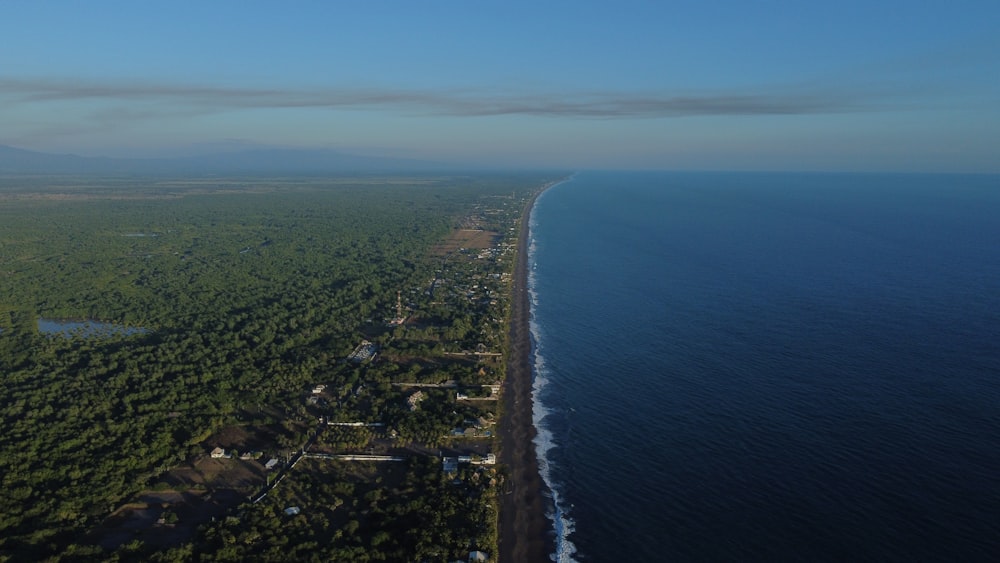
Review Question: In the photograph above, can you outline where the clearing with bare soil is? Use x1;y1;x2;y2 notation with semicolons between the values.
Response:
430;229;500;256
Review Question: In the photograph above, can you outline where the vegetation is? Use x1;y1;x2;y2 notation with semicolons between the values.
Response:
0;173;556;561
147;458;500;562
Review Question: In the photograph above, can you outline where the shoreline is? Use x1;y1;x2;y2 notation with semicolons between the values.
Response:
498;180;562;563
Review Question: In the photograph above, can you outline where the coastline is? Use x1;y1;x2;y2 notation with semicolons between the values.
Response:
498;180;560;563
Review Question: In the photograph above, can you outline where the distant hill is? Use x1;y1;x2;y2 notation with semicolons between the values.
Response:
0;144;129;174
174;148;446;174
0;144;450;175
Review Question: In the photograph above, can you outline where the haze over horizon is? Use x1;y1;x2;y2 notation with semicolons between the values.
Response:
3;1;999;173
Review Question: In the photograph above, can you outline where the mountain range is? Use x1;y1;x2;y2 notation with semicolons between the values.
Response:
0;144;451;175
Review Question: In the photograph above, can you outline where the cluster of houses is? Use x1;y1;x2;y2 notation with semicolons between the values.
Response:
306;384;328;406
209;447;279;471
451;415;495;439
406;390;426;411
441;453;497;473
456;384;501;401
347;340;378;363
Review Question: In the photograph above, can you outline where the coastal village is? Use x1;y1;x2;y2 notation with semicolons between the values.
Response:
89;188;542;560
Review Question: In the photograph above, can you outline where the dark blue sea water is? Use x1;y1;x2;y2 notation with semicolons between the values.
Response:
527;172;1000;562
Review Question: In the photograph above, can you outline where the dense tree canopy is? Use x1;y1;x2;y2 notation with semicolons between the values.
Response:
0;173;553;560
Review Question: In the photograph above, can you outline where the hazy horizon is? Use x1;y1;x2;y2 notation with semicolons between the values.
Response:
3;2;999;173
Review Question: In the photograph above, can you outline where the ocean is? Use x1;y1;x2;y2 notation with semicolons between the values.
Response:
527;171;1000;562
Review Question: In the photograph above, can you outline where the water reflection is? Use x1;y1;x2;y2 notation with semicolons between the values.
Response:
37;318;149;338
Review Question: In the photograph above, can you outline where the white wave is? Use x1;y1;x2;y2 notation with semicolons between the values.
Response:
526;199;579;562
530;336;578;562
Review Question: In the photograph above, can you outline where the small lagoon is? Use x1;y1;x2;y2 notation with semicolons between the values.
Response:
38;318;150;338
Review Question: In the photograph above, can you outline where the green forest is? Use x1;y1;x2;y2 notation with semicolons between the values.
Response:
0;174;553;561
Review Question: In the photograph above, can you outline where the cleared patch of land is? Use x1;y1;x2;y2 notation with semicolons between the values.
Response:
431;229;501;256
91;489;246;550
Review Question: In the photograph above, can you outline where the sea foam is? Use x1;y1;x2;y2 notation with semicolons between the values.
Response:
527;198;578;563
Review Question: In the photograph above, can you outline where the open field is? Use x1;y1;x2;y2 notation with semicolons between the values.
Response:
430;228;501;255
161;457;266;490
92;489;246;551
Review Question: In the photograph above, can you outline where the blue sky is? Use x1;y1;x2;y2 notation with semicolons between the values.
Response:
2;1;998;171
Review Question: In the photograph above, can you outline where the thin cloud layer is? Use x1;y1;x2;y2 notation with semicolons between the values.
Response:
0;77;860;119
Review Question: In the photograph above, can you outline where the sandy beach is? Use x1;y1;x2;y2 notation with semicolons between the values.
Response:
498;184;556;563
